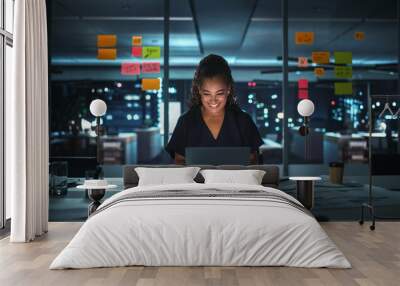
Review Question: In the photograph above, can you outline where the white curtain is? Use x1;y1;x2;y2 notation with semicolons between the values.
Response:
9;0;49;242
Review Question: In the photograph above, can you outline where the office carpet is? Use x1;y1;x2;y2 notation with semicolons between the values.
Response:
49;176;400;222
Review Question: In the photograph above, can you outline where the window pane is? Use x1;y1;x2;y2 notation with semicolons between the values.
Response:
5;43;12;219
5;0;14;33
0;38;3;228
0;0;2;30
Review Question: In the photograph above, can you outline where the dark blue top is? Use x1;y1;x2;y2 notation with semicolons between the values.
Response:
165;105;263;158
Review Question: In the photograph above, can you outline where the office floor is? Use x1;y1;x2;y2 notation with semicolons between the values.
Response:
1;222;399;286
49;176;400;222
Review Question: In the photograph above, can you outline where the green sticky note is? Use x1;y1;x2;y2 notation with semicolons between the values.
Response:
142;46;161;59
334;82;353;95
334;52;352;64
334;66;353;78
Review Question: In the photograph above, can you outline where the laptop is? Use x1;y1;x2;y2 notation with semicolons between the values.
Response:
185;147;251;165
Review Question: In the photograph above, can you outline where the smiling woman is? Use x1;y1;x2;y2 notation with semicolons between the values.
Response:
165;54;263;164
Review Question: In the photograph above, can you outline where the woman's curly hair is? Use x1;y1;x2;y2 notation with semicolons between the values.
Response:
190;54;237;108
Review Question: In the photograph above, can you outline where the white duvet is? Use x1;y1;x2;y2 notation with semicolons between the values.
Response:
50;183;351;269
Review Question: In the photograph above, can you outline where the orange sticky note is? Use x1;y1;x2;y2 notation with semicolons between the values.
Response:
298;89;309;99
132;46;142;57
142;62;161;74
311;51;330;64
141;78;160;90
295;32;314;45
121;63;140;75
97;35;117;47
132;36;142;46
314;67;325;77
354;32;365;41
298;57;308;68
97;48;117;60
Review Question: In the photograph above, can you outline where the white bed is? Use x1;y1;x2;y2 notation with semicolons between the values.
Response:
50;183;351;269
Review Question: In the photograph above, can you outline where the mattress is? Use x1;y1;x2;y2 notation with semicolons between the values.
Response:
50;183;351;269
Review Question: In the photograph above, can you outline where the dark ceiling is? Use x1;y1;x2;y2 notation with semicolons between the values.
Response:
50;0;399;81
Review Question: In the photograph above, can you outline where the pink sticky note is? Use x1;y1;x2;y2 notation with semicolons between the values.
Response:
132;46;142;57
298;79;308;89
142;62;161;74
298;57;308;68
298;89;309;99
121;63;140;75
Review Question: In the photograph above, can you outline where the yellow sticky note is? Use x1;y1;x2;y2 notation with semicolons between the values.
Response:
97;48;117;60
141;78;160;90
132;36;142;46
142;46;161;59
314;67;325;77
334;52;352;64
295;32;314;45
354;32;365;41
334;82;353;95
335;66;352;78
312;51;330;64
97;35;117;47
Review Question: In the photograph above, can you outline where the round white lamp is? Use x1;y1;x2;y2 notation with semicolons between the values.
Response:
90;99;107;117
89;99;107;179
297;99;315;117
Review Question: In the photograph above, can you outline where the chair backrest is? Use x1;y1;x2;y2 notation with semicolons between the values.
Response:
371;153;400;175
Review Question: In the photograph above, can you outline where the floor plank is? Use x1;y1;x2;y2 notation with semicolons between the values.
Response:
0;222;399;286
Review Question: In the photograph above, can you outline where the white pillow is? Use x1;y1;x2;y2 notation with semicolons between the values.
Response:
135;167;200;186
200;169;266;185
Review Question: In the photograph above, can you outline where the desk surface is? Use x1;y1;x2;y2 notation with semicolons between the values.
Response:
289;176;321;181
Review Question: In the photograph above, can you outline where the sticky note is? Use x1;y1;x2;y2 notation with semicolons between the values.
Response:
97;35;117;47
141;78;161;90
314;67;325;77
132;46;142;57
132;36;142;46
334;52;352;64
334;82;353;95
335;66;352;78
142;62;161;74
311;51;330;64
354;32;365;41
298;57;308;68
298;79;308;89
121;63;140;75
143;46;161;59
295;32;314;45
97;48;117;60
298;89;309;99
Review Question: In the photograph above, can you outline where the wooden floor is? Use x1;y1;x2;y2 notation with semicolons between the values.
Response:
0;222;399;286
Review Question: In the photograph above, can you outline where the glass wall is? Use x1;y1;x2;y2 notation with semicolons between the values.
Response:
48;0;400;221
287;0;400;219
288;0;398;167
169;0;283;163
49;0;167;220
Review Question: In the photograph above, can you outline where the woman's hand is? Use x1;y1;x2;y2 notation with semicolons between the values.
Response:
250;152;258;164
174;153;185;165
